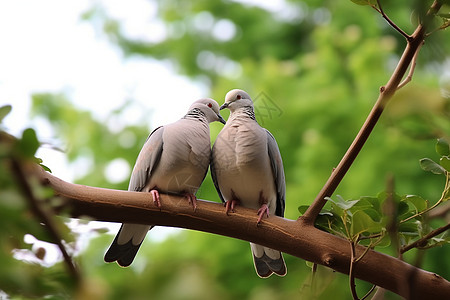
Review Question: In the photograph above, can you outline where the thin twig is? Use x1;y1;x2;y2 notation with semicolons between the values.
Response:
358;233;383;240
401;171;450;223
350;237;378;300
374;0;412;41
354;242;372;264
349;241;360;300
361;285;377;300
10;158;81;283
400;222;450;254
397;41;424;90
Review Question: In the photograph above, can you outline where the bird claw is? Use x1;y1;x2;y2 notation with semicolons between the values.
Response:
184;193;197;211
150;190;161;208
225;199;240;215
256;204;270;225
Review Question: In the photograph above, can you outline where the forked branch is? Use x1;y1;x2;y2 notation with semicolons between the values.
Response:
300;0;443;225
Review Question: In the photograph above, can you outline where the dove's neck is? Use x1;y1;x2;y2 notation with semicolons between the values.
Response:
183;108;208;123
230;106;256;122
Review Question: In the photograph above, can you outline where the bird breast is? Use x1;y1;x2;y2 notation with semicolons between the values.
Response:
214;120;277;211
149;119;211;194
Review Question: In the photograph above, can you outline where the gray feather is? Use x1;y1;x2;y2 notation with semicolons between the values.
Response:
210;150;225;203
129;126;164;192
265;129;286;217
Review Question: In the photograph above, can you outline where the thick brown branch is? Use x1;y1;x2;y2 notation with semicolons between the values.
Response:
22;162;450;300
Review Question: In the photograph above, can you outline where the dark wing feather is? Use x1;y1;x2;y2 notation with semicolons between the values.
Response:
253;253;287;278
265;129;286;217
104;225;146;267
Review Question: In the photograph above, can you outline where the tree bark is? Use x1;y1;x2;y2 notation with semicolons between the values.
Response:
26;162;450;300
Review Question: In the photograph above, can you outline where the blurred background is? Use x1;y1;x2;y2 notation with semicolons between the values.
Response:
0;0;449;299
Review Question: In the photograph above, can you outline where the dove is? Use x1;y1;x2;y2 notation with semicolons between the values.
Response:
211;89;287;278
104;98;226;267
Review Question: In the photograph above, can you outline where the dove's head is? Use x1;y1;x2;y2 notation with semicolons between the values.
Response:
189;98;226;124
220;89;253;112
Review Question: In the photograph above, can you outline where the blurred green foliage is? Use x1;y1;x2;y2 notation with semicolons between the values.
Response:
1;0;450;299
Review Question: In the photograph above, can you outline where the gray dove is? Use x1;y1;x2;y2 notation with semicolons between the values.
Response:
105;98;226;267
211;89;287;278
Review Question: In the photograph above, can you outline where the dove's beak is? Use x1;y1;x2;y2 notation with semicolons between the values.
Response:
220;102;229;110
217;114;226;124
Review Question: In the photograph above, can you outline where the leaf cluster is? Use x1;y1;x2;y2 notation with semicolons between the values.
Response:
0;106;77;297
300;138;450;255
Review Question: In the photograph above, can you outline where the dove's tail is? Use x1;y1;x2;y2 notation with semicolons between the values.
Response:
104;224;153;267
250;243;287;278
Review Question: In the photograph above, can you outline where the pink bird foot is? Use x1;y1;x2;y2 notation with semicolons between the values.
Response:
184;193;197;211
224;199;240;215
150;189;161;208
257;204;270;225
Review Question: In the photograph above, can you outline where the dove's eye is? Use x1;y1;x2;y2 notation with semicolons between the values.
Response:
208;103;212;108
236;94;242;100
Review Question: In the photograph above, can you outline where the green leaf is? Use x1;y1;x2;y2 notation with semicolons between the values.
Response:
315;213;344;235
397;201;410;217
375;234;391;248
419;158;446;174
298;205;309;215
405;195;428;212
350;210;382;236
399;221;419;233
351;198;374;211
377;191;402;204
436;138;450;156
318;210;334;217
437;13;450;18
40;164;52;172
17;128;40;158
360;196;381;211
327;195;359;210
440;156;450;172
0;105;12;123
362;208;382;222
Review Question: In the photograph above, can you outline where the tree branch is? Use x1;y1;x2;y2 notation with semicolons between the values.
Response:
10;159;81;283
400;223;450;254
397;41;423;90
16;160;450;300
301;1;442;225
401;171;450;224
374;0;412;41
